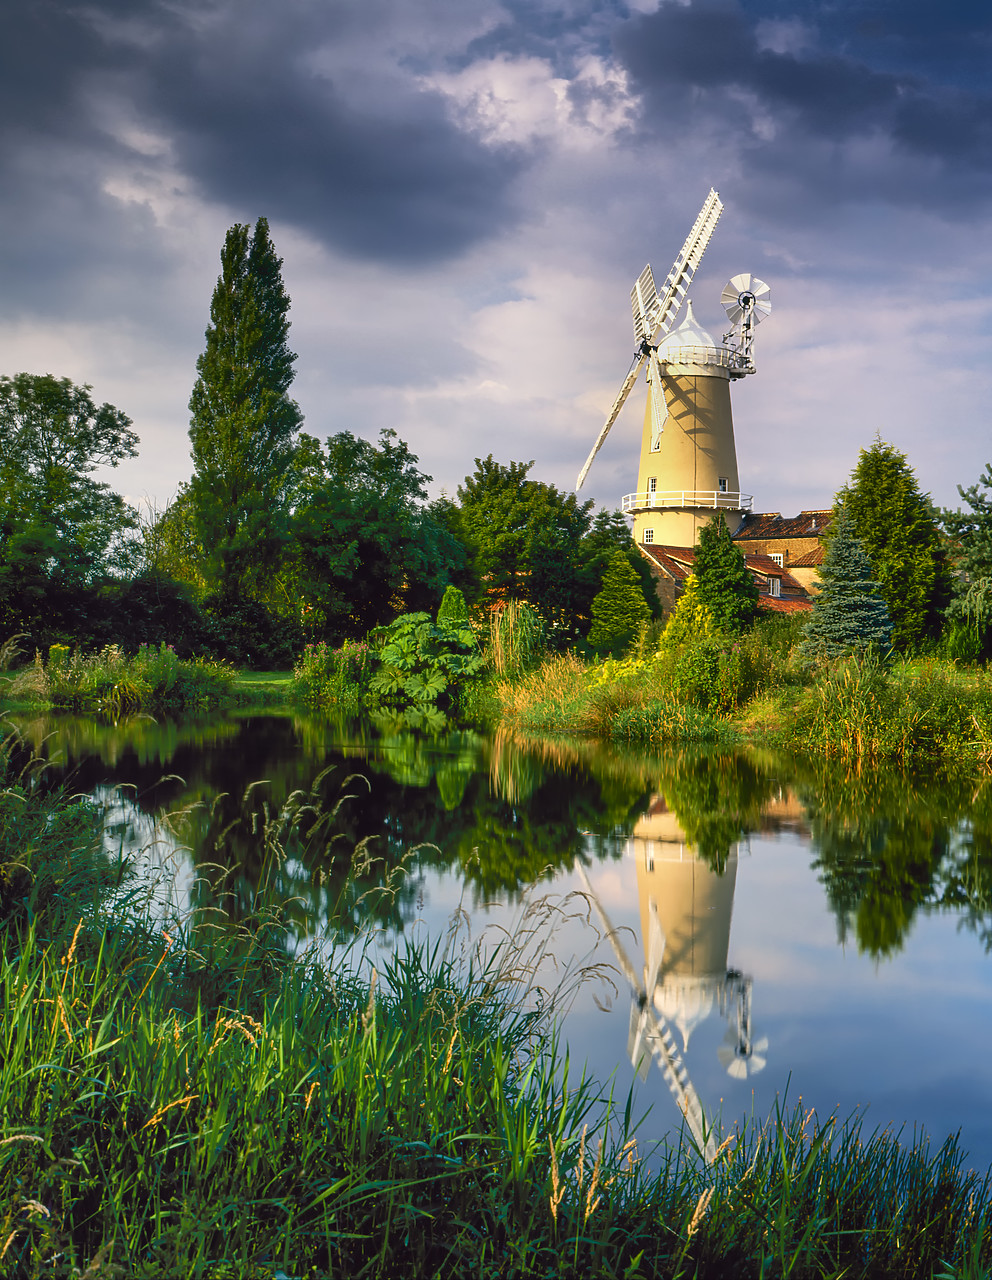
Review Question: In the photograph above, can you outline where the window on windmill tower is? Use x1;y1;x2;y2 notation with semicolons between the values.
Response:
643;528;655;544
648;477;657;504
718;477;728;493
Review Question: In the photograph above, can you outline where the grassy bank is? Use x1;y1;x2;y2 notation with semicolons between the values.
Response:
0;641;294;718
1;738;991;1278
495;623;992;765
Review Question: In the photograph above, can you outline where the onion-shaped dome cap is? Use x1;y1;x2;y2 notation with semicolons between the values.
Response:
656;300;717;358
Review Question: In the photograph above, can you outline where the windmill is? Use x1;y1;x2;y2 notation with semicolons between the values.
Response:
577;190;771;550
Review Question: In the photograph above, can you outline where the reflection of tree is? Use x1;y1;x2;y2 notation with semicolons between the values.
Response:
796;762;992;957
657;751;777;871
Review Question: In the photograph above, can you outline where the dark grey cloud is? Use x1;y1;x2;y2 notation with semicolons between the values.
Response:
0;0;530;293
613;0;992;216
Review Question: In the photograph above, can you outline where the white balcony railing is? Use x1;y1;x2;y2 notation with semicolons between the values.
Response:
621;490;753;514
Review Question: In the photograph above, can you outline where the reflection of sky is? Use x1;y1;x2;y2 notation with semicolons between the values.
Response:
390;830;992;1174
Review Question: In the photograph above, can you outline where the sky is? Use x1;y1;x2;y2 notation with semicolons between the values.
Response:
2;0;992;521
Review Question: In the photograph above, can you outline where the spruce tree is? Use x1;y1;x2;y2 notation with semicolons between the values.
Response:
188;218;303;600
801;508;892;659
693;516;759;632
835;437;949;650
588;551;651;653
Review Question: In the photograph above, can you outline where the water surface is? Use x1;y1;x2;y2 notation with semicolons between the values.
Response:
14;707;992;1171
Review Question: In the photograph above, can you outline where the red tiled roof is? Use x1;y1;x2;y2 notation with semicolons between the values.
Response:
639;543;809;597
788;546;825;567
639;544;696;582
733;509;832;541
757;596;813;613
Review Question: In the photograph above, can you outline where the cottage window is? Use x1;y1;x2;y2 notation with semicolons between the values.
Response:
769;577;781;597
770;552;784;567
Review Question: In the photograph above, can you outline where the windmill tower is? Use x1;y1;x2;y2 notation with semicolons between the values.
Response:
576;190;771;549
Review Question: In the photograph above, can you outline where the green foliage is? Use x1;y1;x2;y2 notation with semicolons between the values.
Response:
368;612;484;713
292;640;372;709
576;507;662;626
291;430;468;642
5;749;992;1278
942;461;992;659
34;643;236;717
436;584;470;627
454;456;595;643
692;516;759;632
187;218;303;601
660;575;716;649
792;652;987;762
837;437;950;651
587;552;652;654
0;372;140;648
801;508;892;660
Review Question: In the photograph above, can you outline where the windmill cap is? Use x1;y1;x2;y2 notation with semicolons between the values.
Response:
656;299;717;357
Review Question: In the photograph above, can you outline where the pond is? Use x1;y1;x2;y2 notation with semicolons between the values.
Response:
12;707;992;1173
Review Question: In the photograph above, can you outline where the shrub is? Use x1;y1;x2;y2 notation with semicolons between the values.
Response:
292;640;372;709
369;612;484;714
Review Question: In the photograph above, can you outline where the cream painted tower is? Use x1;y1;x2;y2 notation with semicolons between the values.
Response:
576;189;770;550
627;302;750;548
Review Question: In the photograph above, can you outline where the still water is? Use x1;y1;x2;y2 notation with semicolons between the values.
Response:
14;708;992;1171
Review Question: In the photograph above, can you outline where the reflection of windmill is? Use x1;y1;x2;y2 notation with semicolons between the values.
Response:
576;796;766;1161
576;190;771;549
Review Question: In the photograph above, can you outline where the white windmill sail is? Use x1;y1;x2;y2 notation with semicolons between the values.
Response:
575;861;717;1162
576;189;724;491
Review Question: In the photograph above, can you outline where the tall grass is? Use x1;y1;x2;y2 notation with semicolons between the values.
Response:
792;653;992;762
9;642;236;718
291;639;372;709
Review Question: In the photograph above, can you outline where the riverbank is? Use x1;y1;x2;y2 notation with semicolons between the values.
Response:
1;737;990;1279
495;638;992;765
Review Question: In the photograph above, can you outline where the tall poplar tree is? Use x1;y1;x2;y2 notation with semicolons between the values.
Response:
835;438;949;651
188;218;302;600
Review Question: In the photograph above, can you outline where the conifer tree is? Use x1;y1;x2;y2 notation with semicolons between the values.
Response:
188;217;303;600
588;551;651;653
835;438;949;650
693;516;759;632
660;575;715;649
801;509;892;658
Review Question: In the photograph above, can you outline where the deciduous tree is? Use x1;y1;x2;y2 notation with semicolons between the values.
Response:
941;462;992;658
0;372;139;643
291;430;467;641
455;456;594;642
